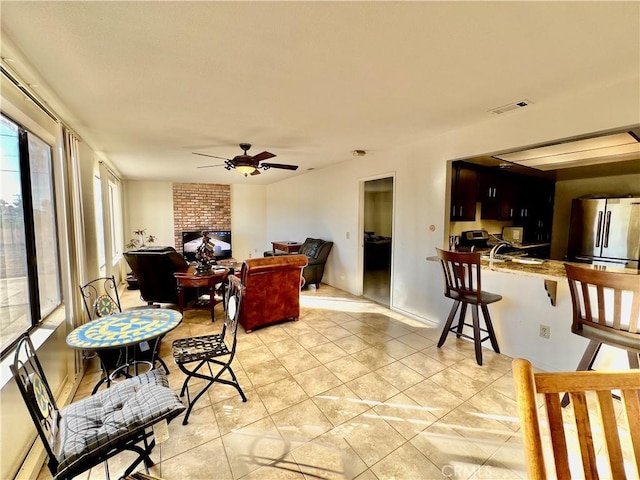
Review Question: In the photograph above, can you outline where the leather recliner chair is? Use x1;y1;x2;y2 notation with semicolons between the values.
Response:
298;238;333;288
264;237;333;289
239;254;307;333
124;246;195;305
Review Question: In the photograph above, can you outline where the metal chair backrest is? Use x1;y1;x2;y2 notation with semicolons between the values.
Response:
223;275;243;353
564;263;640;345
79;275;122;320
436;248;482;303
10;334;60;474
513;357;640;479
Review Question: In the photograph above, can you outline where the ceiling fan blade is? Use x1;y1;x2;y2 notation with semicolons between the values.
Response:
261;162;299;171
192;152;230;161
250;169;261;176
197;163;225;169
251;151;276;162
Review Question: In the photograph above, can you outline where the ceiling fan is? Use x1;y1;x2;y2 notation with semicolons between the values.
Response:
193;143;299;177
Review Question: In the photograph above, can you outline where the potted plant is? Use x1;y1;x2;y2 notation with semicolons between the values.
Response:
125;229;156;290
126;228;156;251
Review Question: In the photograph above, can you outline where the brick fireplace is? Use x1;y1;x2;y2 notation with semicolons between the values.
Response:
172;183;231;253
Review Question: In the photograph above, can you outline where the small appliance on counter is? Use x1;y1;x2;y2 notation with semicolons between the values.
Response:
502;226;524;245
459;230;490;251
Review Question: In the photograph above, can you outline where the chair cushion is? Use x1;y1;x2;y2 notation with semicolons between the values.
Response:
56;370;184;477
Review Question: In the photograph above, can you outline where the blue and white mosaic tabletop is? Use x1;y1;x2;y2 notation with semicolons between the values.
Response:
67;308;182;349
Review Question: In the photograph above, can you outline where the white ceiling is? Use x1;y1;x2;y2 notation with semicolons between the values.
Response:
1;1;639;185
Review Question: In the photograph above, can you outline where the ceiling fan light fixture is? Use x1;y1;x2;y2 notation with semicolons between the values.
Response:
235;165;256;176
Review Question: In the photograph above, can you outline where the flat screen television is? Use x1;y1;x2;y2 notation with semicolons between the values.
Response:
182;230;232;262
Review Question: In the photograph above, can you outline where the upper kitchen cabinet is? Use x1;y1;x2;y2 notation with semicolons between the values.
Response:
450;162;477;221
479;170;514;220
514;176;555;242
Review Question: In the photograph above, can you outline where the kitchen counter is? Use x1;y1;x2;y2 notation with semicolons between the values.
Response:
426;255;639;280
425;252;638;373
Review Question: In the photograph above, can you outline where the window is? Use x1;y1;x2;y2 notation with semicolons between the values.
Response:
94;174;106;274
0;114;61;355
108;178;122;261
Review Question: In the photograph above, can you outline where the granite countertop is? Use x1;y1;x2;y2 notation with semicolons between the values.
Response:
426;255;639;280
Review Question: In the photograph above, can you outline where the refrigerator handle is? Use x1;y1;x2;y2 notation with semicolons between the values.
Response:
603;210;612;248
595;211;603;247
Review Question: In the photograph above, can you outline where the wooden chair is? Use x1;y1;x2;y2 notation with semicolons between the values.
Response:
512;358;640;479
435;248;501;365
563;263;640;405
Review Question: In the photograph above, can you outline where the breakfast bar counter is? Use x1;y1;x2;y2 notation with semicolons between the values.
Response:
426;255;639;280
425;253;638;372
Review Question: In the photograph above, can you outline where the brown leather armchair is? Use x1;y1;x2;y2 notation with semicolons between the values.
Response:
124;246;195;305
239;254;307;333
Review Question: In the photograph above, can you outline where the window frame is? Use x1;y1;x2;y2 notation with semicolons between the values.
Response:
0;113;62;358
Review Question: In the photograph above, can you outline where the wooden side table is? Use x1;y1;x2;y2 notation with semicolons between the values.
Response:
174;266;229;321
272;241;303;255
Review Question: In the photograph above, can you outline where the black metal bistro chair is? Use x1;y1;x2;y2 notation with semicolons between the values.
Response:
80;276;169;391
172;274;247;424
10;334;185;480
436;248;502;365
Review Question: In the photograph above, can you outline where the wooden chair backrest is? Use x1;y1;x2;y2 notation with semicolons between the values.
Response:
512;358;640;480
564;263;640;342
436;248;482;302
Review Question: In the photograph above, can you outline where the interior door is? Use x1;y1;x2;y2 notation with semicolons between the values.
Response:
362;177;394;306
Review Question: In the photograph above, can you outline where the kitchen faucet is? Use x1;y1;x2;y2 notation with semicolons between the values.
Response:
489;242;510;269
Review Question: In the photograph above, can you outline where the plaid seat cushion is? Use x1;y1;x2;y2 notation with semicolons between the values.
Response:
55;370;184;478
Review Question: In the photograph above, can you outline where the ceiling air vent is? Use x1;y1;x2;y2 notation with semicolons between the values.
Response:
489;99;533;115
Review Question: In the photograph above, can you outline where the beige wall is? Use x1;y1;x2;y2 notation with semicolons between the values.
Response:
265;75;640;325
231;183;267;261
124;180;175;248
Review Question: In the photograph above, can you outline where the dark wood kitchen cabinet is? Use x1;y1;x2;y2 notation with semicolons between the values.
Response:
507;176;555;242
521;178;555;242
479;171;514;220
450;162;477;221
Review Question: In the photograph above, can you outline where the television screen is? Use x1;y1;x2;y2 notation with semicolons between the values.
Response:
182;230;232;262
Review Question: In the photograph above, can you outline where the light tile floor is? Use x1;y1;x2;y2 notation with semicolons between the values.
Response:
39;285;531;479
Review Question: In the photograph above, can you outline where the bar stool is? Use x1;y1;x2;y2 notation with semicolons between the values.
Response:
435;248;501;365
561;263;640;406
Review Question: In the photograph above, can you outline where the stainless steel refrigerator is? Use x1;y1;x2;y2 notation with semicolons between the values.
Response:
567;196;640;269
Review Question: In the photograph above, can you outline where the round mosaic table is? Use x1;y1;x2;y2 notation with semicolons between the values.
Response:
67;308;182;350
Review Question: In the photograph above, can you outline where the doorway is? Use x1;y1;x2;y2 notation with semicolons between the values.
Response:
362;177;394;306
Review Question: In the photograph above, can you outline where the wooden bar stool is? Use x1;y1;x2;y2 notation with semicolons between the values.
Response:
435;248;501;365
561;263;640;407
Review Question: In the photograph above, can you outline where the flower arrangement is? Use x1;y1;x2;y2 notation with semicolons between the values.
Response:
126;228;156;250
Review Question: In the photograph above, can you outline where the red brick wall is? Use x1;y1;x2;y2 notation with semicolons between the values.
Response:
172;183;231;252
